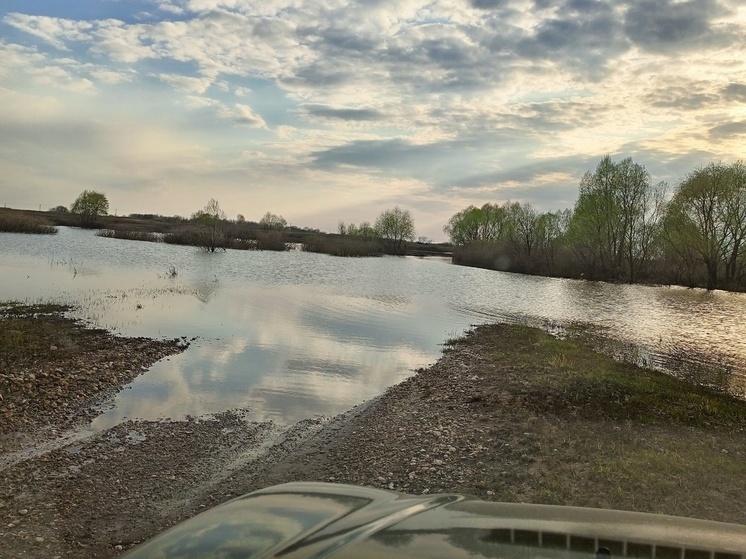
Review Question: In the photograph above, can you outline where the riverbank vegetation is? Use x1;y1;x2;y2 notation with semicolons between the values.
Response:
0;209;58;234
97;229;161;242
302;234;384;257
7;156;745;290
445;158;746;291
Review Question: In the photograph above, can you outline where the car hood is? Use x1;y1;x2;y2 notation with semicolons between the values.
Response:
123;482;746;558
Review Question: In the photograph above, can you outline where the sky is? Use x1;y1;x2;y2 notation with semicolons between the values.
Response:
1;0;745;241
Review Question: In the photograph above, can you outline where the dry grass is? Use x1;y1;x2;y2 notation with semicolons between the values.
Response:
302;234;383;257
0;211;58;234
97;229;161;242
447;324;746;521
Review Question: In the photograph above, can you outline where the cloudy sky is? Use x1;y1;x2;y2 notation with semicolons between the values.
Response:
1;0;745;240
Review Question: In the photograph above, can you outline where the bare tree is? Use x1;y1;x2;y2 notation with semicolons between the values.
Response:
192;199;229;252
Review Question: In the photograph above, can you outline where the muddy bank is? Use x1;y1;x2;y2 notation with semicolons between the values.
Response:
1;310;746;558
0;304;187;444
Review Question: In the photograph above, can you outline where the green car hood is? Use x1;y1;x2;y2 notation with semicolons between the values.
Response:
123;482;746;558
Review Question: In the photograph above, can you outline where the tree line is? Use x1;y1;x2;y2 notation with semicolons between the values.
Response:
63;193;418;256
444;157;746;291
62;157;746;291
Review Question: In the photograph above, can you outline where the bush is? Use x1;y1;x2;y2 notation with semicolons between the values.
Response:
255;230;290;251
452;242;516;271
0;212;58;234
302;235;383;257
97;229;161;242
162;229;198;247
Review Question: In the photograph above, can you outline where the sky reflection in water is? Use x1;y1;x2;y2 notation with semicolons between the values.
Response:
1;227;745;430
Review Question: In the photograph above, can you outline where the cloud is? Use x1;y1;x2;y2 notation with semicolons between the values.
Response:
158;73;212;93
623;0;733;53
158;1;186;15
311;139;424;170
90;69;135;85
300;104;385;121
515;1;629;80
219;103;268;127
4;13;93;50
709;121;746;140
721;83;746;103
643;84;721;110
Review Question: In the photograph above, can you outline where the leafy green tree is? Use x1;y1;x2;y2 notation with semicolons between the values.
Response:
345;221;377;240
568;156;664;282
663;161;745;290
535;209;571;271
375;206;415;254
506;201;539;258
443;203;511;245
70;190;108;227
192;198;229;252
444;206;483;245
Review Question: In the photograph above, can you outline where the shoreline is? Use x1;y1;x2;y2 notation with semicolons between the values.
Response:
1;308;745;557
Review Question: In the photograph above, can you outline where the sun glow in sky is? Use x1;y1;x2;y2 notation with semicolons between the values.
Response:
1;0;744;239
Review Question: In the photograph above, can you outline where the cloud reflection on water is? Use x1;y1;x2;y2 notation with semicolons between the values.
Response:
2;227;745;431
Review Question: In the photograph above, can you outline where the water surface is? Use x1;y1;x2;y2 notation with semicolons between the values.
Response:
1;227;744;430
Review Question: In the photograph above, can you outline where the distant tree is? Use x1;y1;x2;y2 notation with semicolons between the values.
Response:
443;203;512;245
347;221;378;240
567;156;664;282
71;190;108;227
48;205;68;213
375;206;415;254
236;213;245;223
192;198;229;252
662;161;745;290
259;212;287;230
506;201;539;258
534;209;572;272
417;236;433;244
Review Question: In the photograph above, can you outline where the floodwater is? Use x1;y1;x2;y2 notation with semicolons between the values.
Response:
1;227;744;430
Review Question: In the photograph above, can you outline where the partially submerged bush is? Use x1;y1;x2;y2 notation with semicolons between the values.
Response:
162;230;199;247
302;235;383;257
97;229;161;242
255;230;290;251
0;212;58;234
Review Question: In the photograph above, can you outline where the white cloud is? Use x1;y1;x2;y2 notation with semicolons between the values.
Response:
90;69;135;85
158;1;186;15
4;13;93;50
182;95;222;109
219;103;268;128
158;73;213;93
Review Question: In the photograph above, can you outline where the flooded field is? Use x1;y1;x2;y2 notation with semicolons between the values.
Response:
2;227;745;431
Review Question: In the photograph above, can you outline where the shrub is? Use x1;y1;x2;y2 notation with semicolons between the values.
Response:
255;230;290;251
302;235;383;257
96;229;161;242
162;230;198;247
0;212;58;234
